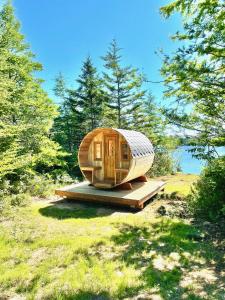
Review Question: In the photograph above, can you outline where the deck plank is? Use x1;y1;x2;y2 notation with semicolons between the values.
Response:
55;180;166;209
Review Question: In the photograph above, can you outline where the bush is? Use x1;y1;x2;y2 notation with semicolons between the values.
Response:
25;175;55;198
0;169;77;213
49;169;75;184
0;192;31;215
148;148;178;177
0;173;49;213
8;193;31;207
188;156;225;221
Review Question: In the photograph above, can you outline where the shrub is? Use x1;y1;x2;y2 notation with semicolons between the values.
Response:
0;191;31;215
49;169;75;184
148;148;178;177
188;156;225;221
25;174;55;198
8;193;31;207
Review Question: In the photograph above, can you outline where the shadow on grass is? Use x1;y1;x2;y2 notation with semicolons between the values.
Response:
39;198;138;219
54;291;110;300
108;219;225;299
39;205;101;219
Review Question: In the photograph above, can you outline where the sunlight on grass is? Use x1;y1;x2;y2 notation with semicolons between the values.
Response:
0;179;224;299
159;173;199;196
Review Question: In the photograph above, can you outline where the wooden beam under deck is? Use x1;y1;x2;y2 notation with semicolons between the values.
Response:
55;180;166;209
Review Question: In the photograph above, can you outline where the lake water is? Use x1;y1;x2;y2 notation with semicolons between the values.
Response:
174;146;225;175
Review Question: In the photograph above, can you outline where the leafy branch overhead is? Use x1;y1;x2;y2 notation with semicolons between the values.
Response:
0;3;64;179
160;0;225;158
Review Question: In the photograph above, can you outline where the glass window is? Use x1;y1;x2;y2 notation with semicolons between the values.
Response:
108;140;114;156
121;142;129;160
94;142;102;160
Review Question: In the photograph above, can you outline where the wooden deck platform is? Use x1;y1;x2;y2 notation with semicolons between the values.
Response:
55;180;166;209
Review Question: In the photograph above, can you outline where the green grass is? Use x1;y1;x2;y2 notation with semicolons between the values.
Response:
158;173;199;196
0;174;224;300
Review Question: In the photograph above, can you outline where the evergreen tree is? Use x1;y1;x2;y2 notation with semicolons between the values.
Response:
53;73;73;153
75;56;105;131
53;73;85;167
130;93;177;176
53;56;105;158
160;0;225;159
102;40;146;128
0;2;61;181
131;93;165;144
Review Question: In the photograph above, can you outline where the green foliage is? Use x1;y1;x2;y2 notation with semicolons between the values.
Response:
133;95;180;177
188;156;225;220
53;72;84;160
0;1;178;207
0;177;31;212
7;193;31;207
160;0;225;159
76;56;106;131
131;93;165;143
0;194;31;214
0;2;63;189
53;57;105;163
102;39;146;128
160;0;225;220
148;147;175;177
0;170;75;213
24;175;55;198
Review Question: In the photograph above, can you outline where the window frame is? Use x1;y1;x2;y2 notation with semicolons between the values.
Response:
120;142;129;161
94;141;102;161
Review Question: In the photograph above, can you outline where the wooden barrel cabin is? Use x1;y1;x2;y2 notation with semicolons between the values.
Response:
78;128;154;189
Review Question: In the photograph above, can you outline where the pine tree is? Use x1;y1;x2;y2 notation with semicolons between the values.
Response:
53;73;85;168
53;57;106;161
75;56;105;131
53;73;73;153
131;93;166;145
102;40;146;128
0;2;61;181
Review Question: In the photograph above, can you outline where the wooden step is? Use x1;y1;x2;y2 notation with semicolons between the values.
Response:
94;182;113;189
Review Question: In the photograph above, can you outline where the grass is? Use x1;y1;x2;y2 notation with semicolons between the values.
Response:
158;173;199;197
0;174;224;300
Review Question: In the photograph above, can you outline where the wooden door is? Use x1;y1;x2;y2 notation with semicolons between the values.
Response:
104;135;116;180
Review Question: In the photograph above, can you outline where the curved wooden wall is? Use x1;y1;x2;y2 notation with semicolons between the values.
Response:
78;128;154;189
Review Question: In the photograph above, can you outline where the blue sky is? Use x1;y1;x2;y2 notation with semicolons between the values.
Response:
12;0;181;103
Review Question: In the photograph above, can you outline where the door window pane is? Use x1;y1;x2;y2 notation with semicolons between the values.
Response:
121;143;129;160
94;142;102;160
108;140;114;156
